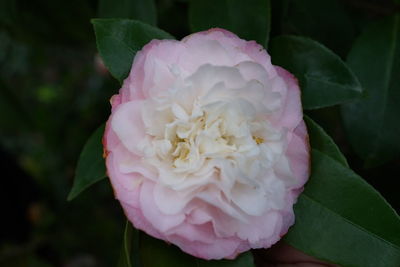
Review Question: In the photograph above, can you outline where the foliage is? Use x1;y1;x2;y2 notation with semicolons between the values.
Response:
1;0;399;266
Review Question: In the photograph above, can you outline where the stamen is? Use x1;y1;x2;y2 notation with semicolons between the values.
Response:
253;136;264;145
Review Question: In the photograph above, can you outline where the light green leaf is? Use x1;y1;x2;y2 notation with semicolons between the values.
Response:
189;0;271;47
92;19;174;83
269;35;363;109
68;124;106;201
341;15;400;167
98;0;157;26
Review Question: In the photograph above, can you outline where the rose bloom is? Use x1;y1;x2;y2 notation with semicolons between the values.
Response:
103;28;310;260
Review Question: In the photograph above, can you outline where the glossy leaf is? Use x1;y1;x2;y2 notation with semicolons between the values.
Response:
98;0;157;26
285;149;400;266
68;124;106;200
270;35;363;109
341;15;400;167
140;233;254;267
304;116;348;166
92;19;174;83
189;0;271;46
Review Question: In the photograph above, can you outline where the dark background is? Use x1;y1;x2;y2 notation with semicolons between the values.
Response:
0;0;399;266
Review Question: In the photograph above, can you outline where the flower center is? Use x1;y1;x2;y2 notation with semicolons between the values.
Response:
162;102;268;173
138;64;285;183
172;138;190;162
253;136;264;144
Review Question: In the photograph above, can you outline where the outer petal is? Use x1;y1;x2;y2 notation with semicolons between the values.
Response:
286;120;310;187
171;235;242;260
111;100;146;155
123;39;186;99
271;66;303;131
139;182;186;233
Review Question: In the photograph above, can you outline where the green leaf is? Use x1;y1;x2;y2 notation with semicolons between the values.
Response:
92;19;174;83
269;35;363;109
304;116;348;167
140;233;254;267
285;150;400;267
341;15;400;167
98;0;157;26
283;0;355;57
68;124;106;201
189;0;271;47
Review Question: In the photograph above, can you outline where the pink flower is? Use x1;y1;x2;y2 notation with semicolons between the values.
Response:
103;28;310;260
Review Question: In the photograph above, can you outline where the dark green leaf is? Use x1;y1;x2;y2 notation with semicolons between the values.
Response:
98;0;157;26
304;116;348;166
270;35;363;109
68;124;106;201
0;80;31;133
118;221;133;267
118;221;142;267
92;19;174;83
140;233;254;267
285;150;400;267
341;15;400;167
189;0;271;47
5;0;94;45
284;0;355;57
0;0;17;26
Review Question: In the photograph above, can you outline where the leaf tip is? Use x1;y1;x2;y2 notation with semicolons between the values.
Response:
67;189;77;201
90;18;100;25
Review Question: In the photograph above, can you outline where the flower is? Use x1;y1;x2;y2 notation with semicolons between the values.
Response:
103;28;310;260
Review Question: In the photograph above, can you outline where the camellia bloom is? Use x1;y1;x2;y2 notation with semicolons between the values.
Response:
103;28;310;260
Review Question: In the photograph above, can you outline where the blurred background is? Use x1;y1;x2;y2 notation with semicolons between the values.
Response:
0;0;399;266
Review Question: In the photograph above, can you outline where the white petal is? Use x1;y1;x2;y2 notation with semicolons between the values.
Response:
231;183;268;216
172;103;189;121
153;183;194;214
111;101;146;155
140;182;185;232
